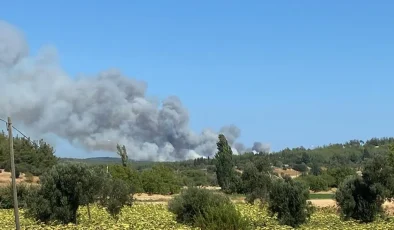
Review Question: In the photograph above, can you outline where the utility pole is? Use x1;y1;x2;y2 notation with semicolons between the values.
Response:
7;117;20;230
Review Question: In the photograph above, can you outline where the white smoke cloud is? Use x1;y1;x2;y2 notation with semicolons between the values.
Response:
0;20;269;161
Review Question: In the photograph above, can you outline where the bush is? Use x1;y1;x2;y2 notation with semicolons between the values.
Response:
108;165;143;193
297;175;329;192
326;167;356;188
292;163;308;173
168;187;249;229
321;173;336;188
141;165;182;195
268;176;313;228
98;178;132;219
194;202;251;230
0;183;37;209
181;170;210;187
24;163;105;224
241;162;271;204
335;175;386;222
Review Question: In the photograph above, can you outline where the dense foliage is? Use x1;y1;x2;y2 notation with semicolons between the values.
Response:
268;176;313;227
215;134;238;193
141;164;182;195
168;187;250;229
108;164;143;193
241;161;272;204
0;132;58;175
0;183;38;209
2;131;394;228
336;148;394;223
24;163;131;224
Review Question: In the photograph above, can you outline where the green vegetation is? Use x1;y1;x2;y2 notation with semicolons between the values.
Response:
268;176;314;227
2;130;394;228
0;183;37;209
0;132;57;175
215;134;239;194
335;149;394;223
24;163;131;224
168;187;249;229
140;164;182;195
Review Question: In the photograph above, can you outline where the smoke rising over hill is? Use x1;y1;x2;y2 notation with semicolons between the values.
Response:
0;20;269;161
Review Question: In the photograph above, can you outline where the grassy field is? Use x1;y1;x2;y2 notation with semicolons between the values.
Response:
1;203;394;229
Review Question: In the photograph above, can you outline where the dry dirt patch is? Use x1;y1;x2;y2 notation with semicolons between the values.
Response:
0;170;39;186
273;168;301;178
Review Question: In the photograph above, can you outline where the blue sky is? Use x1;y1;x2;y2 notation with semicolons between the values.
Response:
2;1;394;158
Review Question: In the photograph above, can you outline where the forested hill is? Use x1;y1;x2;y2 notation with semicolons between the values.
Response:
61;137;394;172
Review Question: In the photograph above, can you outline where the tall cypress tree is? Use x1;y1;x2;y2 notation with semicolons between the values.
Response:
116;144;128;167
214;134;234;192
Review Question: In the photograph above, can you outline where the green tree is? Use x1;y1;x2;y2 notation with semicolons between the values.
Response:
141;164;182;194
298;175;328;192
116;144;128;167
335;153;394;223
215;134;236;193
241;162;272;204
0;134;57;175
108;164;143;193
326;167;356;187
98;178;132;220
335;175;386;222
268;176;313;228
25;163;104;224
310;162;322;176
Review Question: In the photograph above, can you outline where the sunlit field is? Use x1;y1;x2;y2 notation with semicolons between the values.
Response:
1;203;394;230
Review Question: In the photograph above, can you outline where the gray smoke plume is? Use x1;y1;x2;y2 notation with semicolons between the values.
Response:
0;20;269;161
252;142;271;153
233;142;245;154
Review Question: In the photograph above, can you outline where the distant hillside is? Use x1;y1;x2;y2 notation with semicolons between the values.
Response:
59;157;160;170
60;157;124;164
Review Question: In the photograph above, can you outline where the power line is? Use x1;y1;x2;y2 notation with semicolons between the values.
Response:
0;118;33;141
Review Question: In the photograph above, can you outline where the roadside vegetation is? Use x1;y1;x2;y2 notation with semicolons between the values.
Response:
1;132;394;228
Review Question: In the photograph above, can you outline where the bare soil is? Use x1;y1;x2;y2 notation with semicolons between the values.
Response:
0;170;40;186
133;191;394;215
273;168;301;178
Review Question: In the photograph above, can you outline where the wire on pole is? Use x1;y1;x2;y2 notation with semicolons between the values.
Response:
0;118;30;139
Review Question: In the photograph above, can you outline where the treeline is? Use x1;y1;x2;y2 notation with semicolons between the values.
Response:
1;132;394;228
0;132;58;175
63;136;394;195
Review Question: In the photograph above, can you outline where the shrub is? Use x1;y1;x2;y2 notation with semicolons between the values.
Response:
181;170;210;187
141;165;182;195
0;183;37;209
292;163;308;173
326;167;356;188
108;165;143;193
194;202;251;230
241;162;271;204
98;178;132;220
268;176;313;228
336;176;386;223
168;187;249;229
24;163;104;224
297;175;329;192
